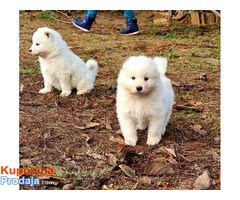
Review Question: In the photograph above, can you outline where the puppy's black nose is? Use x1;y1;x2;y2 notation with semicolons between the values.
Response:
29;49;32;53
136;86;143;92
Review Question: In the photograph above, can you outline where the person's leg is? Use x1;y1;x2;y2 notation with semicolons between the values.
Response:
86;10;98;19
123;10;135;19
72;10;98;32
120;10;139;35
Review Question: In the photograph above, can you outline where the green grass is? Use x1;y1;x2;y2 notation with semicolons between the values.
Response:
164;33;177;39
55;166;113;181
166;50;179;59
191;49;200;57
38;10;59;20
20;67;37;75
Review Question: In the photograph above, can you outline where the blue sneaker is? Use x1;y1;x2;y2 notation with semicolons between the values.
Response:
72;14;95;32
120;18;139;35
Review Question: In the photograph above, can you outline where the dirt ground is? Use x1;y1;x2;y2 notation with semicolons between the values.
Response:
19;11;220;190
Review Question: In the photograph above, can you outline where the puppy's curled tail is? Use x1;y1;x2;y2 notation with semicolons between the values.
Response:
153;57;168;75
86;59;98;77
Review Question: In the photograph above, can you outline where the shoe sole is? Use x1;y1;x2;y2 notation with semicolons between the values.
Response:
72;21;90;32
119;31;140;36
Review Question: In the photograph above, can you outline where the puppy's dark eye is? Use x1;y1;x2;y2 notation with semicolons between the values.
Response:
144;77;149;81
131;76;136;80
36;43;40;46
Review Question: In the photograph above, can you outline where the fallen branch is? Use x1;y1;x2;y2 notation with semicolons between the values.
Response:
52;16;72;24
53;10;72;24
172;82;200;88
20;102;43;107
175;105;202;112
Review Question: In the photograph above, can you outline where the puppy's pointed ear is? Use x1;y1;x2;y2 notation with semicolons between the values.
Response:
44;31;50;38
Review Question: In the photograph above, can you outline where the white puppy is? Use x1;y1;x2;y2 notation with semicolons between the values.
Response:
116;56;174;146
29;27;98;97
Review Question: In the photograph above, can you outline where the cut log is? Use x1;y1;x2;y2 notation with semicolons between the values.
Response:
191;11;201;26
200;13;206;26
205;13;215;25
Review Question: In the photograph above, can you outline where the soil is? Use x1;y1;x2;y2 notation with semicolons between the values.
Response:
19;11;220;190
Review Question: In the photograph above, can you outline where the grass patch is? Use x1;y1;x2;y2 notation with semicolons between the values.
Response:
191;49;200;57
164;33;177;39
166;50;179;59
20;67;37;75
38;10;59;20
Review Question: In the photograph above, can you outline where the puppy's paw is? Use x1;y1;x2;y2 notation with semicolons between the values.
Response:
146;135;161;146
124;136;138;146
60;90;71;97
39;88;52;94
77;90;89;95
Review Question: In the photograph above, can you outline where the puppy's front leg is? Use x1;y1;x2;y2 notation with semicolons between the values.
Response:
119;116;138;146
147;116;165;146
59;76;72;97
39;79;52;94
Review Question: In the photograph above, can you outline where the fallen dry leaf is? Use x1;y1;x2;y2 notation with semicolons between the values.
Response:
82;133;92;143
66;160;77;168
211;152;220;163
156;180;170;187
164;147;177;157
20;159;32;167
102;184;118;190
119;164;136;178
141;163;174;176
191;124;202;132
190;124;208;136
188;100;202;107
132;176;152;189
89;153;107;161
169;156;178;165
131;181;141;190
20;84;24;93
105;120;112;131
105;153;118;166
109;135;125;145
198;129;208;136
139;176;152;185
193;170;212;190
62;183;74;190
75;122;100;130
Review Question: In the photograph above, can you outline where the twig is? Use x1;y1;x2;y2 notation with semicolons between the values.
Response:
175;105;202;112
54;10;72;23
172;82;200;88
52;16;72;24
20;102;44;107
68;46;82;49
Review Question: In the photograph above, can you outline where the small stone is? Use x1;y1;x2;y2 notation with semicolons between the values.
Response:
193;170;212;190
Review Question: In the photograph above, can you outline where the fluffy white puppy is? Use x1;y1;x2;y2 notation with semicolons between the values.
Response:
116;56;174;146
29;27;98;97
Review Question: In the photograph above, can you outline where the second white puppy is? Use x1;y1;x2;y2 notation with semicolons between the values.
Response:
116;56;174;146
29;27;98;97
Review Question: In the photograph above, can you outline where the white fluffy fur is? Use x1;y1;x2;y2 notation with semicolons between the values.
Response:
29;27;98;97
116;56;174;146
